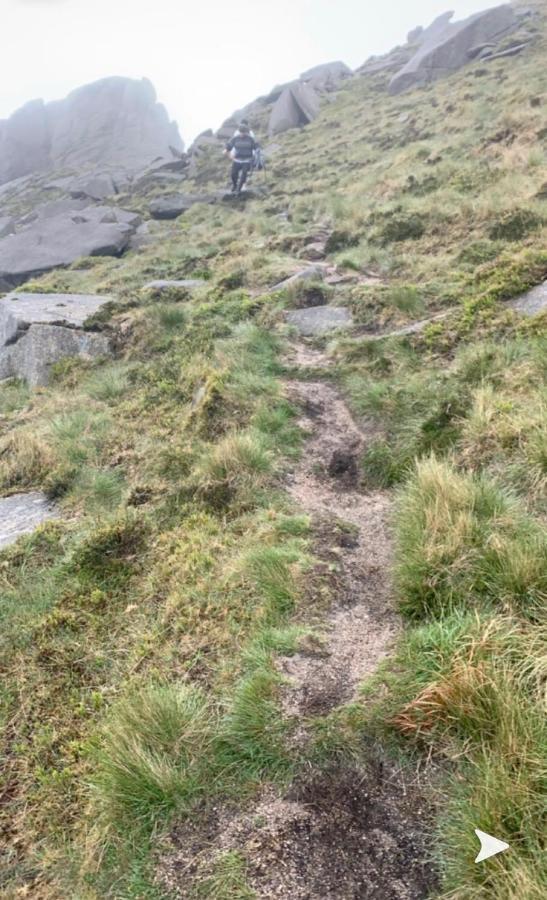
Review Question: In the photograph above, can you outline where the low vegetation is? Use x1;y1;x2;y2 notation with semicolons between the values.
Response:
2;3;547;896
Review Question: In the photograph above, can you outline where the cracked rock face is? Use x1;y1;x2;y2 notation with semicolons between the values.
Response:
0;292;113;386
0;76;183;186
389;5;518;94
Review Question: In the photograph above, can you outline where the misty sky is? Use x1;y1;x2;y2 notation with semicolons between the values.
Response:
4;0;499;143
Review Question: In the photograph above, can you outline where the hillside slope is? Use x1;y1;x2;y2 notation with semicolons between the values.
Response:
1;3;546;898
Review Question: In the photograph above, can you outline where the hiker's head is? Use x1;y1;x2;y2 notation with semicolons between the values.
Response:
241;119;249;127
239;124;250;134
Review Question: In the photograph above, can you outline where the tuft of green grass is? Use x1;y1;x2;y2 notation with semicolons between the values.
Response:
67;466;126;514
194;851;255;899
192;430;274;508
395;456;547;620
241;543;304;619
92;684;215;830
0;378;30;415
150;303;188;331
218;668;292;780
83;363;132;402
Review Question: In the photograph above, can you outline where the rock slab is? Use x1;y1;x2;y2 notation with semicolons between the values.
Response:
286;306;353;336
0;492;58;549
509;281;547;316
0;292;113;386
0;206;140;289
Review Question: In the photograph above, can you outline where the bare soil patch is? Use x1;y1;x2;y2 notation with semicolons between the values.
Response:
158;761;436;899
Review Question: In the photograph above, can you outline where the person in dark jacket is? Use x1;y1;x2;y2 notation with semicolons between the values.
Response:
224;125;258;193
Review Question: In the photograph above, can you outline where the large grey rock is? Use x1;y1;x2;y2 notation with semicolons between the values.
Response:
0;292;113;386
1;324;110;386
0;292;113;343
0;492;58;550
68;173;117;200
509;281;547;316
300;61;352;91
149;193;217;219
286;306;353;335
0;217;15;238
269;83;320;136
269;266;326;293
0;206;140;288
78;206;141;228
0;77;183;186
35;197;90;219
389;5;517;94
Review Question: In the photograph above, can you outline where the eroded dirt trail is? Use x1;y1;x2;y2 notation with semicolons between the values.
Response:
157;339;436;900
278;345;399;722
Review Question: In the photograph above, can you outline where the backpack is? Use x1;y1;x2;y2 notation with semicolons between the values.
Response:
253;148;265;171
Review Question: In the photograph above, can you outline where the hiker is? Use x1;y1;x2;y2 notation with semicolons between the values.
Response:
224;124;258;194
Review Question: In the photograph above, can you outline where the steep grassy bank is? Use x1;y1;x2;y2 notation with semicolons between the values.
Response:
0;268;312;896
1;3;547;897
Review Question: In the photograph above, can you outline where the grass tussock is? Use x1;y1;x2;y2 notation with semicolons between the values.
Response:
92;684;215;829
395;457;546;620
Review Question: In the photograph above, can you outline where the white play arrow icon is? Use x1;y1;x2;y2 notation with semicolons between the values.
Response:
475;829;510;863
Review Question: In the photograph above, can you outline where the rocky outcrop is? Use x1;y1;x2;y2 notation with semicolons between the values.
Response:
216;59;350;143
0;292;113;386
300;61;352;91
269;83;320;136
389;5;518;94
0;206;141;289
0;77;183;186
